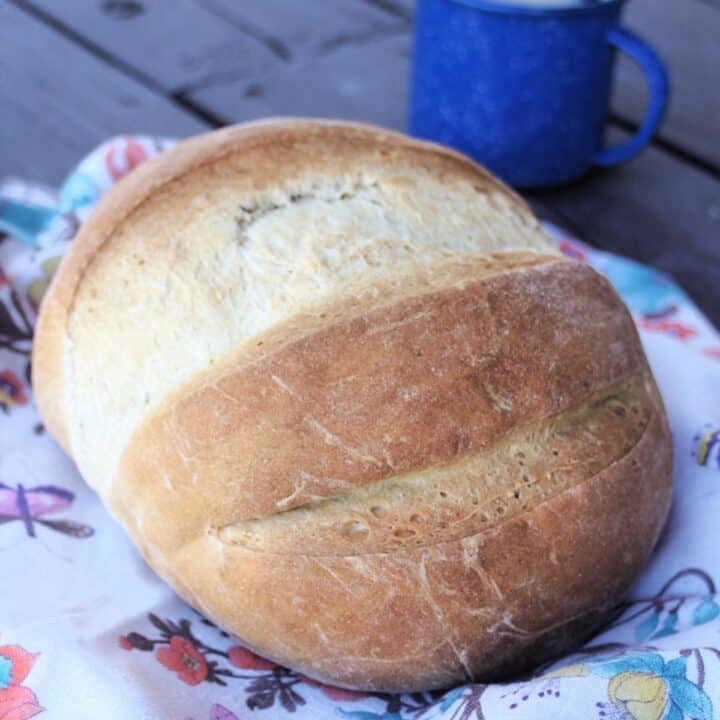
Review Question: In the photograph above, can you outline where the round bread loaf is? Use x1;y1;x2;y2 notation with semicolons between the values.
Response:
33;119;673;692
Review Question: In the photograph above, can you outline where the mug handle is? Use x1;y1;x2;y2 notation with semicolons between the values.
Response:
594;26;670;166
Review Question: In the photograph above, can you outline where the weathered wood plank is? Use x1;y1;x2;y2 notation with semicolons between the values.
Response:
0;2;208;185
190;34;410;129
530;128;720;322
198;0;407;60
19;0;281;93
613;0;719;168
361;0;415;20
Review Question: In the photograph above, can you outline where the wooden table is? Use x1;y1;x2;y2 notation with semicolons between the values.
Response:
2;0;718;321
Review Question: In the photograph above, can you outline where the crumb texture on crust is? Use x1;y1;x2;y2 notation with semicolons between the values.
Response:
33;120;672;692
217;371;651;555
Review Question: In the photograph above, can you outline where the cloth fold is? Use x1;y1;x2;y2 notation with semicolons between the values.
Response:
1;136;719;720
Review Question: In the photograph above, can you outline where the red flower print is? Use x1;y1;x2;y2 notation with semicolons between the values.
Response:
0;687;42;720
0;645;43;720
227;646;276;671
558;238;587;262
155;636;208;686
638;317;697;340
118;636;132;651
298;674;366;701
105;138;149;181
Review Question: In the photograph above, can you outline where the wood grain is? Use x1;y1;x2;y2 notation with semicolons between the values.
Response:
20;0;281;93
612;0;720;169
190;34;410;129
198;0;407;60
362;0;415;19
0;1;208;185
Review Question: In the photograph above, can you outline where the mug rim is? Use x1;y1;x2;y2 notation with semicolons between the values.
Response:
445;0;625;18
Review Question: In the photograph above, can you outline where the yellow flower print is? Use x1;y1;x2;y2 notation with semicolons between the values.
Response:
608;671;668;720
532;651;712;720
541;663;588;679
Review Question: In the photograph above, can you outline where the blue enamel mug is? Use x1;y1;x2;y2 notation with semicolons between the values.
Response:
409;0;669;188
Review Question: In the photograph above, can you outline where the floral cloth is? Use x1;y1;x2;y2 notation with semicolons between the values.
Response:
1;137;720;720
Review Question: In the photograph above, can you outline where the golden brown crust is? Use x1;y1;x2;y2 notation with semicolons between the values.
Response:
114;372;671;692
32;119;673;691
111;257;672;690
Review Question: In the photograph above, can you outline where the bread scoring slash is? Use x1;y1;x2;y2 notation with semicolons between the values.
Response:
33;119;673;692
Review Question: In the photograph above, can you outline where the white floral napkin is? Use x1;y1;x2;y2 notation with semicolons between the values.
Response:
1;137;719;720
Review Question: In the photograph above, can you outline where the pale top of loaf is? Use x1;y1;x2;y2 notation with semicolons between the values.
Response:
35;119;554;496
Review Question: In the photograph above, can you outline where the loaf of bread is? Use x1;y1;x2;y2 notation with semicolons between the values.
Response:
33;120;673;692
